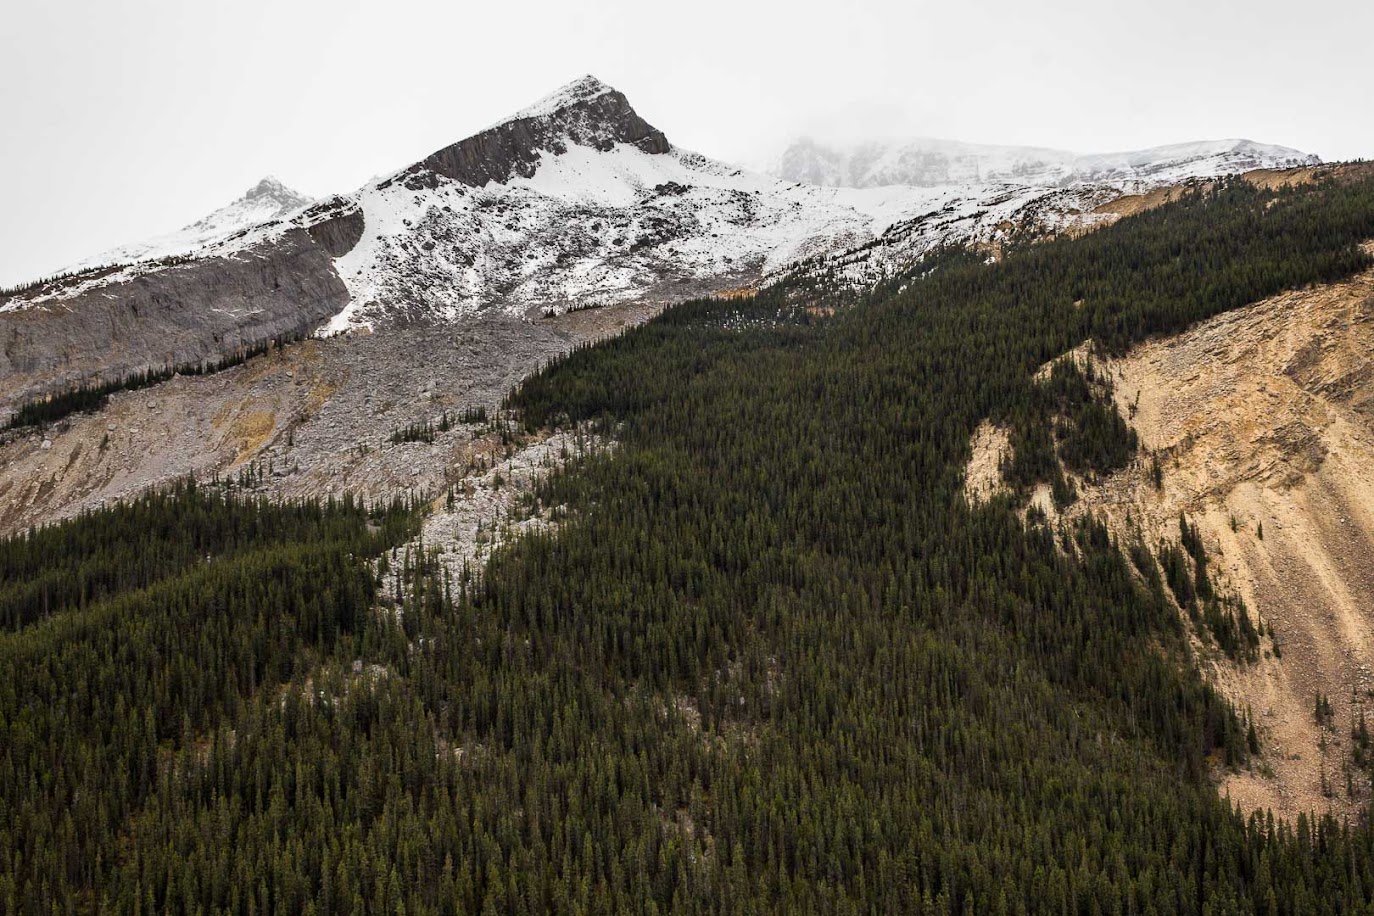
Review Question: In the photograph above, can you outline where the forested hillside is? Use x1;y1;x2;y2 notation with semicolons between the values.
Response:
6;176;1374;913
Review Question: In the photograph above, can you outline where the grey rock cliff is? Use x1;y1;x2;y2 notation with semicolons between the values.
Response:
408;78;670;189
304;199;366;257
0;229;350;411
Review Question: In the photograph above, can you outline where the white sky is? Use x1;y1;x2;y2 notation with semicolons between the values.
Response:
2;0;1371;286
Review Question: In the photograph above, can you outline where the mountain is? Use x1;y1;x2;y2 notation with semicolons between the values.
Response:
327;75;881;329
8;158;1374;911
0;76;1322;412
72;176;313;271
0;77;1032;403
766;136;1319;189
8;70;1374;913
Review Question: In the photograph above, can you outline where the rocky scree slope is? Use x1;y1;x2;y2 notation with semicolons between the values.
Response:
0;300;654;539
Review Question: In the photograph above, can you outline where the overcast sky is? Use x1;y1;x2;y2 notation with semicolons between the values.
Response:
2;0;1371;286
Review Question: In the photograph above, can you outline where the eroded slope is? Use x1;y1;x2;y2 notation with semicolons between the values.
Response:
1079;253;1374;820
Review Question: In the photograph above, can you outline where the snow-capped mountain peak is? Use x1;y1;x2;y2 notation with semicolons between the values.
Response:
8;76;1326;346
505;74;617;123
239;175;309;208
68;176;313;273
386;75;672;193
327;80;909;329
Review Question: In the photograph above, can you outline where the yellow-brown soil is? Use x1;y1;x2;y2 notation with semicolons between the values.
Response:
1076;256;1374;821
964;420;1011;504
961;247;1374;821
226;410;278;464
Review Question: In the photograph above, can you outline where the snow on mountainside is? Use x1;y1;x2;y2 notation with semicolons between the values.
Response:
70;177;313;272
327;75;957;329
328;123;941;329
2;76;1323;332
502;74;620;124
766;136;1319;190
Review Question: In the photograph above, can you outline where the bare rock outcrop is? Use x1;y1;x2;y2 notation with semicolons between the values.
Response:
409;76;670;190
304;199;366;257
0;229;350;412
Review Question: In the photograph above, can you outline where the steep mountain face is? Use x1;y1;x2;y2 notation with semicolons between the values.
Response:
0;231;351;408
334;77;1122;330
412;76;671;186
768;136;1319;189
328;131;925;330
967;239;1374;826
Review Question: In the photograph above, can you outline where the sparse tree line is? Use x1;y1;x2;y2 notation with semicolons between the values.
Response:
389;407;490;445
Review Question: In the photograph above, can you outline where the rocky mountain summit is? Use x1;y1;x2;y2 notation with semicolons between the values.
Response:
413;75;671;187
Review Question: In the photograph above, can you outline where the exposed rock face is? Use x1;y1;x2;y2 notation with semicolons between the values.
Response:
1060;252;1374;824
237;176;310;209
955;247;1374;824
413;76;670;188
304;199;366;257
0;229;349;411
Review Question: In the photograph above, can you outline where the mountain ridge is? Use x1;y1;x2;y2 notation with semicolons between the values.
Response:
27;78;1318;302
70;176;313;273
0;76;1328;409
765;135;1319;189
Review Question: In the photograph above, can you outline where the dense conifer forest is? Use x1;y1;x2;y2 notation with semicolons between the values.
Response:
6;177;1374;912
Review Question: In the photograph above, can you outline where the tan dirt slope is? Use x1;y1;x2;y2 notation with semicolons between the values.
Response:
1077;249;1374;822
1078;162;1374;231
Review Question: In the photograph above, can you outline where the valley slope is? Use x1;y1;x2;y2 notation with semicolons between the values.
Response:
7;110;1374;911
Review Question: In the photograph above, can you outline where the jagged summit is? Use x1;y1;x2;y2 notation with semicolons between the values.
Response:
240;176;309;206
505;75;616;122
405;76;670;188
